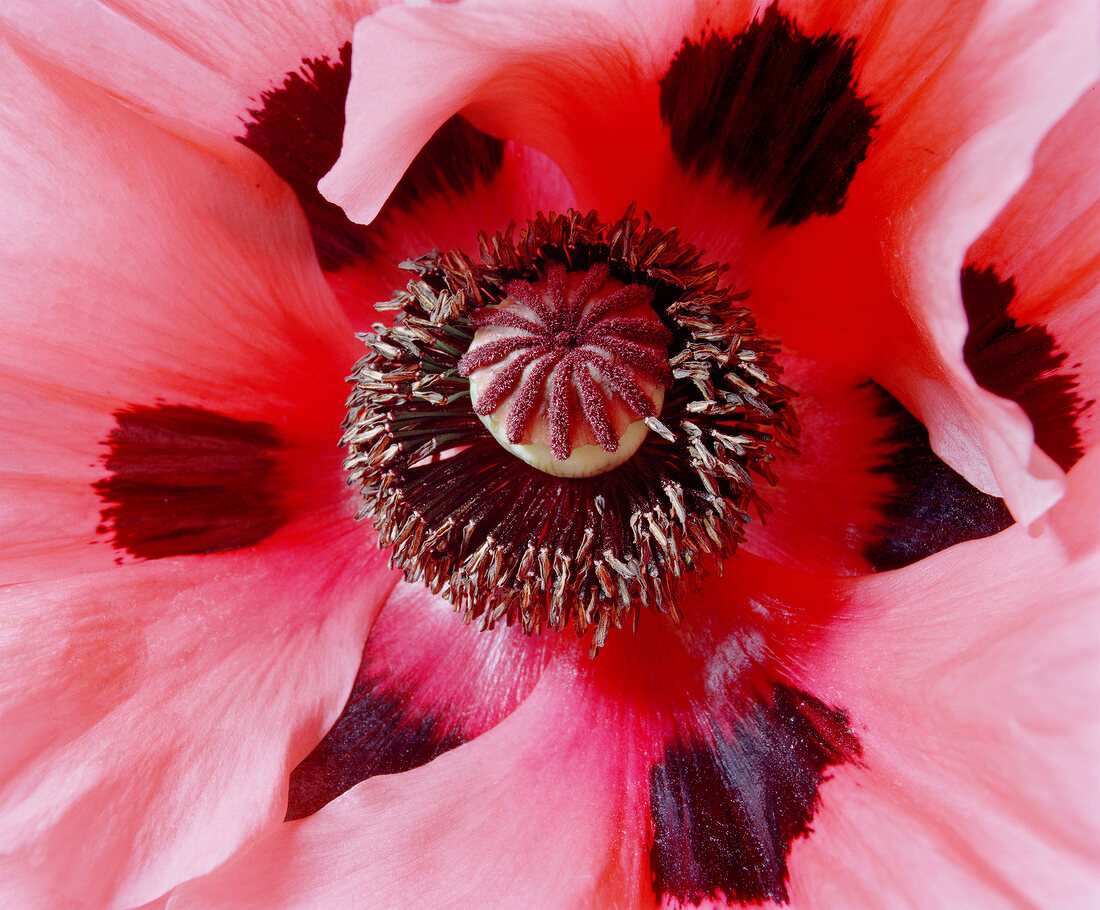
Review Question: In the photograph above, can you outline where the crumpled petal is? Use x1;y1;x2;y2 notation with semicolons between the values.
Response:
323;0;1098;524
967;84;1100;462
668;0;1099;523
320;0;693;224
0;537;395;910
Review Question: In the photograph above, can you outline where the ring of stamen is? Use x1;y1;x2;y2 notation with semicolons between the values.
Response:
343;209;798;653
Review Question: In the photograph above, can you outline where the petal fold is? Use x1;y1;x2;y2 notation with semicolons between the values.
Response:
325;0;1099;525
787;452;1100;907
967;85;1100;466
321;0;697;224
169;663;651;910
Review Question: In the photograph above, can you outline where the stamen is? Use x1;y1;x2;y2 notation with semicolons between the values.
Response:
343;209;798;653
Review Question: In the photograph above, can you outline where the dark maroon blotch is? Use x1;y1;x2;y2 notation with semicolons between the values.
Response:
94;404;283;559
238;43;504;270
386;116;506;213
961;264;1089;472
865;386;1013;572
649;684;861;906
286;672;466;821
659;3;877;226
238;43;361;270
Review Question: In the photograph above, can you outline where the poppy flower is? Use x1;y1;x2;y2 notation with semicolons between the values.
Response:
1;0;1098;908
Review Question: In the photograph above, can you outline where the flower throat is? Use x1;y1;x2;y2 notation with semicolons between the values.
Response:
342;209;798;653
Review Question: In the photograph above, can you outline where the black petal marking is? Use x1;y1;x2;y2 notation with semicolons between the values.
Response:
864;386;1013;571
94;405;283;560
649;685;861;906
385;115;506;213
962;264;1090;472
238;44;360;270
238;44;504;269
286;671;466;821
659;4;877;226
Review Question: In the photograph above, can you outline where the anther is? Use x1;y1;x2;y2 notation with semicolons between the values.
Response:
342;209;798;651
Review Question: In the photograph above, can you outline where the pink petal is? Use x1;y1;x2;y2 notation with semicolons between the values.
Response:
0;42;396;908
0;37;358;582
167;662;652;910
967;85;1100;464
0;856;86;910
670;0;1099;525
785;452;1100;907
0;536;395;910
0;0;387;139
321;0;698;224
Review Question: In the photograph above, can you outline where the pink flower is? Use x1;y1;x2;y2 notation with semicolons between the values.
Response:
1;0;1098;908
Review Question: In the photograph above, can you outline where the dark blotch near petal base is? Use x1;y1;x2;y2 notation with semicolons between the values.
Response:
386;116;506;213
238;43;358;270
94;404;283;559
650;684;860;906
659;4;877;226
962;264;1089;472
286;669;466;821
238;43;504;269
865;387;1013;571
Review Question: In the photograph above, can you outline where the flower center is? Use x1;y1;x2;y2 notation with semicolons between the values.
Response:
343;209;798;653
458;262;672;477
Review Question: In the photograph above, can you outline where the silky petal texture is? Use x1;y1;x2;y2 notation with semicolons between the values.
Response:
0;856;86;910
0;541;394;910
969;85;1100;454
0;41;397;908
168;662;652;910
742;0;1098;524
0;36;357;583
0;0;387;140
323;0;1098;523
740;357;896;574
782;452;1100;908
680;0;1099;522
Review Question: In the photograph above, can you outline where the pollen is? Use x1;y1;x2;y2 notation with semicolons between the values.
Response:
458;262;672;477
342;208;798;652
